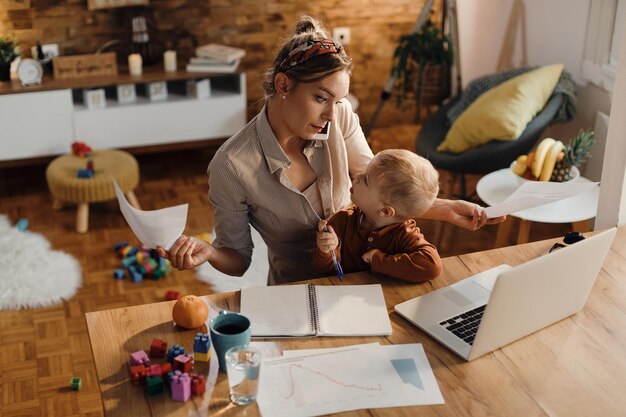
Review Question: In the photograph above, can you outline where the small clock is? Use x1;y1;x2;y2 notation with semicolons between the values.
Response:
17;58;44;86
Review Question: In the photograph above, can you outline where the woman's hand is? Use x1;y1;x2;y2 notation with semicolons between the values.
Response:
317;220;339;253
157;235;213;271
423;198;506;230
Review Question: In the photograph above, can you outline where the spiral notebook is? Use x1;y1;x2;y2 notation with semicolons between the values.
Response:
240;284;392;337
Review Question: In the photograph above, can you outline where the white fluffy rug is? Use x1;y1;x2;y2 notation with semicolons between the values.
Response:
0;215;82;310
195;228;268;293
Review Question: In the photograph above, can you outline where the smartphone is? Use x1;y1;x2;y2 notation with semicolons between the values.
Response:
313;122;330;140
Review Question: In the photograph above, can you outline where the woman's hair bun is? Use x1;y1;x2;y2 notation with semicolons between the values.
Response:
294;15;318;35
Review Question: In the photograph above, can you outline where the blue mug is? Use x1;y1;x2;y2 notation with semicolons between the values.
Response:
209;311;251;372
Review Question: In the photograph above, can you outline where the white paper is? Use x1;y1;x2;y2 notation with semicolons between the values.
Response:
257;345;422;417
282;343;444;407
112;178;188;250
484;181;599;218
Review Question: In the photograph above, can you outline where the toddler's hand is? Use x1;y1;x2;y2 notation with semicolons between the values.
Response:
362;249;381;264
316;220;338;254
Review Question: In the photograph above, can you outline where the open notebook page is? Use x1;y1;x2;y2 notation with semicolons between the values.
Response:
240;285;314;337
315;284;392;336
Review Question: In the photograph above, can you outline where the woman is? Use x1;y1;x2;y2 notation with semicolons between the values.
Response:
158;16;503;285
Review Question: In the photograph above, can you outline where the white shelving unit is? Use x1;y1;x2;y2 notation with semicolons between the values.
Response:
0;72;247;162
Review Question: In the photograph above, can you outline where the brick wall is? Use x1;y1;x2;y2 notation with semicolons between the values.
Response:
1;0;441;127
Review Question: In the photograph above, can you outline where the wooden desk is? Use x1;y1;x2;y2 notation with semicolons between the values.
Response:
85;228;626;417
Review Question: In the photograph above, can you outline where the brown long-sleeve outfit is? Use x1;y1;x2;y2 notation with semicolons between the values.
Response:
312;206;443;283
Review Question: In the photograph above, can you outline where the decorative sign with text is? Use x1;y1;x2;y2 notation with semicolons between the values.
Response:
52;53;118;80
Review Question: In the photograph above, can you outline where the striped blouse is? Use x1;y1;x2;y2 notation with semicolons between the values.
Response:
207;99;373;285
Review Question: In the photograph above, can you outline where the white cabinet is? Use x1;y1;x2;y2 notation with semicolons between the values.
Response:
0;73;247;162
0;89;74;160
74;75;246;148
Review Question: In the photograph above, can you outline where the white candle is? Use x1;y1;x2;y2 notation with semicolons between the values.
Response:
128;54;142;76
163;50;177;72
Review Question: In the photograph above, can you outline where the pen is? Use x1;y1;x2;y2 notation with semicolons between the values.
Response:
323;225;344;281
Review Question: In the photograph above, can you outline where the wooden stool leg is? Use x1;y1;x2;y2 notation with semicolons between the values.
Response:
77;203;89;233
572;220;592;233
494;217;515;248
517;219;532;244
125;191;141;210
52;198;64;210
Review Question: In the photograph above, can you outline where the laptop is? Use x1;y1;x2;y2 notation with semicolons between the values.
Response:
394;228;617;361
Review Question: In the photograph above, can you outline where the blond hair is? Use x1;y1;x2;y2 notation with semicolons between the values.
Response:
373;149;439;218
263;15;353;97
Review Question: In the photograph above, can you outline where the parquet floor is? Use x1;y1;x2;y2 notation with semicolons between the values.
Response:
0;133;570;417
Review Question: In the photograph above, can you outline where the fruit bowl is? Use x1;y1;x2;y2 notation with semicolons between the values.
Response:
510;161;580;185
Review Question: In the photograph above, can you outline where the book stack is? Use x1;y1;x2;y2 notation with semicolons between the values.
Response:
185;43;246;74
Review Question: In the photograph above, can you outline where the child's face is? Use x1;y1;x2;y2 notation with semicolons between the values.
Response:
350;158;384;219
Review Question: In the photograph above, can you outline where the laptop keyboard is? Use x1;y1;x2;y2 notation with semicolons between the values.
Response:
438;305;486;345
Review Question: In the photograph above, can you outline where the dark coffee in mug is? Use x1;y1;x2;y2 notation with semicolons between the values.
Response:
215;324;246;335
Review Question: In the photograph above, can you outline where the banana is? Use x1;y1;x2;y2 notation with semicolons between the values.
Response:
539;141;565;181
532;138;556;178
511;155;527;176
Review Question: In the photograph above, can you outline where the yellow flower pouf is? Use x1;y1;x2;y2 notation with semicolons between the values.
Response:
46;149;140;233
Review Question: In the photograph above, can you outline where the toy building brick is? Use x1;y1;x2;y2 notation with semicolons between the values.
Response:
193;332;211;362
160;362;172;375
191;374;206;396
164;290;180;301
170;371;191;402
150;338;168;358
146;364;162;377
173;354;193;373
145;375;164;397
129;364;147;385
167;344;185;363
129;350;150;366
70;377;82;391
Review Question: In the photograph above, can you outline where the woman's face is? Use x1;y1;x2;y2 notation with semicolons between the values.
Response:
281;70;350;140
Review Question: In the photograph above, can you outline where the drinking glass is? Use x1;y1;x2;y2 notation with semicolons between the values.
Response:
224;345;261;405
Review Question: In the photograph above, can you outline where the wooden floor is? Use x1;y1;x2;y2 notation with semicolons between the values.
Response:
0;136;570;417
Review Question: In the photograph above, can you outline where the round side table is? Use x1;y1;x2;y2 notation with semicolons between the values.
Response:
46;149;141;233
477;168;599;247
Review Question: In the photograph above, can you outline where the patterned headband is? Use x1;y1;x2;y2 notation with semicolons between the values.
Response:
278;39;342;72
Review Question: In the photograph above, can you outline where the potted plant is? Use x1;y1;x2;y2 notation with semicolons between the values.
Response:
0;37;20;82
391;18;452;122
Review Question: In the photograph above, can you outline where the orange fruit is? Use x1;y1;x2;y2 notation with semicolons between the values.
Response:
172;295;209;329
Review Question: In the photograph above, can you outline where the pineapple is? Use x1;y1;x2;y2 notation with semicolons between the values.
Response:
550;129;595;182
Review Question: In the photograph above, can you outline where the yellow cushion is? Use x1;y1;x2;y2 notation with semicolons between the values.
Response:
437;64;564;154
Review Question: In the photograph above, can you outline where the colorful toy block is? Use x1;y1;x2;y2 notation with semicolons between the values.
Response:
70;377;82;391
113;269;125;279
15;218;29;231
145;375;164;396
77;168;94;178
161;362;172;375
167;344;185;363
146;364;163;377
71;141;92;157
170;371;191;402
113;243;171;283
129;350;150;366
194;351;211;362
164;290;181;301
129;364;147;385
173;354;193;373
150;338;168;358
193;333;210;354
191;374;206;396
